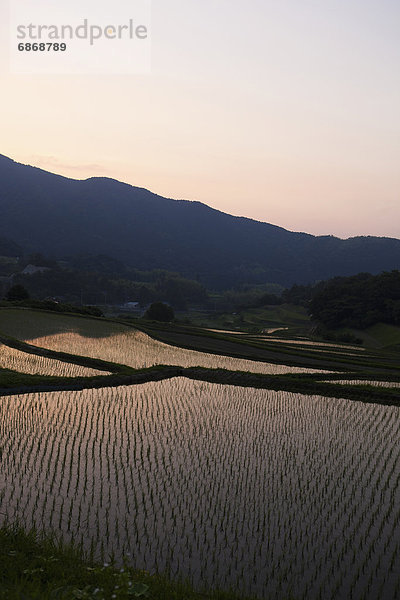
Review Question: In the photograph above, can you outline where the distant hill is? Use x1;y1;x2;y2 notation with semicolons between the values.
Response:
1;153;400;288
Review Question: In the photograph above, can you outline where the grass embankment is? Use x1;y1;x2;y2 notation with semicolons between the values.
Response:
1;360;400;407
183;368;400;406
0;525;261;600
346;323;400;351
0;307;123;343
0;365;182;396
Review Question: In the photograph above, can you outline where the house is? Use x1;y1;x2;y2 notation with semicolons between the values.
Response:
21;264;51;276
122;301;141;311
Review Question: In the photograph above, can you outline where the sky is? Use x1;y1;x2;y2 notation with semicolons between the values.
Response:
1;0;399;239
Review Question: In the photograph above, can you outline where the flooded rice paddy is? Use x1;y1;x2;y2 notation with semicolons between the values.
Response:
0;309;330;375
322;379;400;388
25;330;331;374
1;379;399;599
0;342;105;377
255;337;365;351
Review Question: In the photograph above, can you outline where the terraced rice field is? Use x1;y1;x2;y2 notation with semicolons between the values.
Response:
0;309;330;375
0;343;105;377
255;337;365;351
1;379;399;599
322;379;400;388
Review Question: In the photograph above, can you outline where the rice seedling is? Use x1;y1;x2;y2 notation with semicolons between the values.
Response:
1;380;399;599
250;336;365;351
0;343;105;377
320;379;400;388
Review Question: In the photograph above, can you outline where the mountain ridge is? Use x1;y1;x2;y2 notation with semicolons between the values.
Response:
0;153;399;288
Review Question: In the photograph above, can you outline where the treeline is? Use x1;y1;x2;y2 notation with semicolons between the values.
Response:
284;271;400;329
7;254;207;309
1;296;104;318
3;253;290;311
212;287;283;313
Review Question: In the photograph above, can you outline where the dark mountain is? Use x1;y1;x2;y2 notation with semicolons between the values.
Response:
0;235;23;257
1;153;399;288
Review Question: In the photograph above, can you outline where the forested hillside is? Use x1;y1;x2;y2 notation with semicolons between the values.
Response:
1;154;400;288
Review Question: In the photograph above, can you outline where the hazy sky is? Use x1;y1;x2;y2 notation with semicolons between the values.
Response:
1;0;399;239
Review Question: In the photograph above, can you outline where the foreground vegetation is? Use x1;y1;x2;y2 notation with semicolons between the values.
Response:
0;525;259;600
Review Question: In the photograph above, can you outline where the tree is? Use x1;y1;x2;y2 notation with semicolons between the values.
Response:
144;302;174;322
6;284;30;301
308;270;400;329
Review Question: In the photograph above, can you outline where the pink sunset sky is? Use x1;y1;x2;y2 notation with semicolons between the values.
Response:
1;0;399;239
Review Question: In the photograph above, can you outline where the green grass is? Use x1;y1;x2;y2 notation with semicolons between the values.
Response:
348;323;400;350
0;368;74;389
0;308;127;342
238;304;309;330
0;525;266;600
176;304;310;335
0;365;182;396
